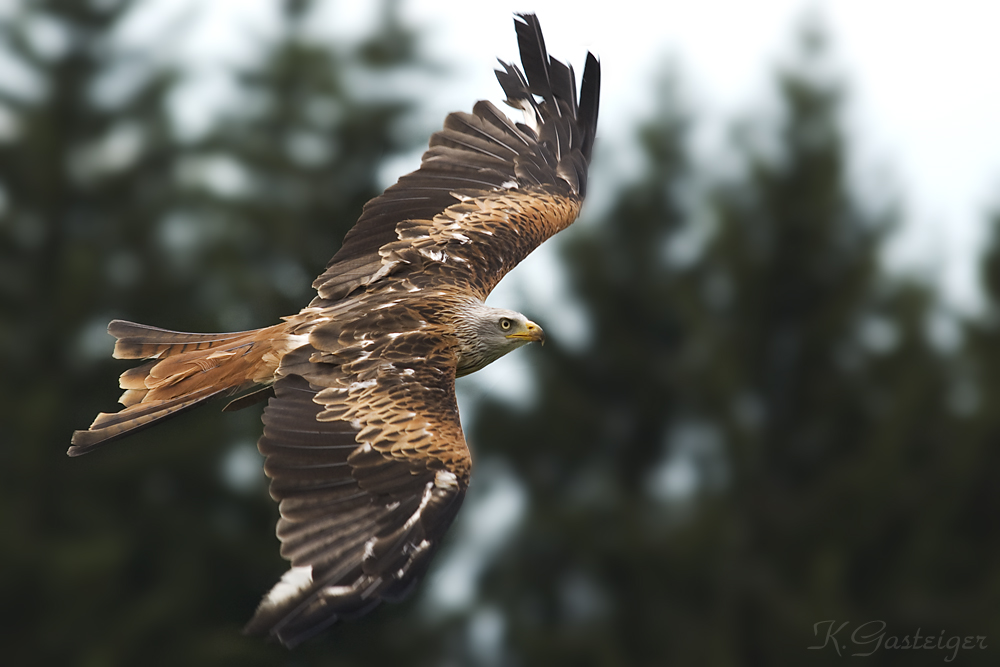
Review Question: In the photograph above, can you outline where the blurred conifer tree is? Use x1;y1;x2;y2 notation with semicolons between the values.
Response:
0;1;199;663
467;71;695;665
0;1;434;664
466;23;996;667
662;25;990;666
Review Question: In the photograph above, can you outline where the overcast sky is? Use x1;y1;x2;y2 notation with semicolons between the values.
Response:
123;0;1000;316
402;0;1000;317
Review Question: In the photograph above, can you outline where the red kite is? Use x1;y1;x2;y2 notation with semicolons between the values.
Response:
71;13;600;648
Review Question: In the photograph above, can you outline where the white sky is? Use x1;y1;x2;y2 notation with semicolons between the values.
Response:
124;0;1000;315
398;0;1000;315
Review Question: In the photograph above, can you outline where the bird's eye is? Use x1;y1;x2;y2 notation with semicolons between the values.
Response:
499;318;512;331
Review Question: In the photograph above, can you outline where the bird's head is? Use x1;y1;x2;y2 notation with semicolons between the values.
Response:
454;303;545;377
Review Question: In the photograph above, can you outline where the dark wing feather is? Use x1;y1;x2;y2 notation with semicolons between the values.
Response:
312;13;601;302
248;15;600;646
245;317;469;648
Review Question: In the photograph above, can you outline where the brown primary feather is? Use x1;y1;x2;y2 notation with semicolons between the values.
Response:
71;12;599;649
245;356;466;647
311;15;598;303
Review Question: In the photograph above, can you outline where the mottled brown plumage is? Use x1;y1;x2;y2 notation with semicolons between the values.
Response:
70;13;599;648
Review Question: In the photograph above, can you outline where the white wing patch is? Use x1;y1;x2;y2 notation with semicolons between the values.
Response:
260;565;314;610
435;469;459;490
402;481;436;532
419;248;446;262
349;379;378;392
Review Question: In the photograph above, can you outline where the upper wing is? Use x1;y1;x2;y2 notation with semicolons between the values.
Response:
312;13;601;302
244;314;469;648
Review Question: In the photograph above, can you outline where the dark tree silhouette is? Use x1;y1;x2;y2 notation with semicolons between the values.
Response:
466;26;997;666
0;1;437;664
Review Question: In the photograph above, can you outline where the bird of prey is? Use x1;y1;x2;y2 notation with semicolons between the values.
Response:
71;13;600;648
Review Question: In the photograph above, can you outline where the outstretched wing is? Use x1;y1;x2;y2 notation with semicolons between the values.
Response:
244;313;469;648
312;13;601;303
247;15;601;647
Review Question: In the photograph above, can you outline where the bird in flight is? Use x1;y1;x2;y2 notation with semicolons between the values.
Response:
71;13;600;648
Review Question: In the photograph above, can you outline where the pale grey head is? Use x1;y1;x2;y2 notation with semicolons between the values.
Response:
453;301;545;378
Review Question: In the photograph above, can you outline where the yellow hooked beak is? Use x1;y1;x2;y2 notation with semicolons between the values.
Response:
506;320;546;345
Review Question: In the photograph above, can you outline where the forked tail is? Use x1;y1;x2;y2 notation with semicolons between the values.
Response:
69;319;289;456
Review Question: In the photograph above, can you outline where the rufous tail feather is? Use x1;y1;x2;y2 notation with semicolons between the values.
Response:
69;319;288;456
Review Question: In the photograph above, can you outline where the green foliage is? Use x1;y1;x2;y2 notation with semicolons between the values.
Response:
467;27;998;667
467;71;696;665
658;31;995;665
0;1;433;664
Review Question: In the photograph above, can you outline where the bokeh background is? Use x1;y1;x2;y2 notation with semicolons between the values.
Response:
2;0;999;665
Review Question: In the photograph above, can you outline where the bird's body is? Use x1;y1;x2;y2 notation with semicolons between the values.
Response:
71;14;599;647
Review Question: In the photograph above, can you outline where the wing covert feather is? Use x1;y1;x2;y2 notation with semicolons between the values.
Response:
246;325;469;647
